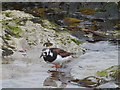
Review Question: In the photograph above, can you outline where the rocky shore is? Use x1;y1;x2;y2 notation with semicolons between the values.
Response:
1;2;120;88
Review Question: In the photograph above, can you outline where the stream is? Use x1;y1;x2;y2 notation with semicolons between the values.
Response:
2;41;118;88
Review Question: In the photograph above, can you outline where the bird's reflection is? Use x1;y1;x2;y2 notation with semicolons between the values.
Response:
43;70;73;88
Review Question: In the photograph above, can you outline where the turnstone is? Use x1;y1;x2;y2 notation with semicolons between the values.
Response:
40;48;75;70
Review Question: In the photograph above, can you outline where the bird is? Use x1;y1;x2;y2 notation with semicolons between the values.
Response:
40;48;75;70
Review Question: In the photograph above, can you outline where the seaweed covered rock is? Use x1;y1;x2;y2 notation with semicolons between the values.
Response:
70;76;105;88
96;65;120;85
80;8;96;15
63;17;82;25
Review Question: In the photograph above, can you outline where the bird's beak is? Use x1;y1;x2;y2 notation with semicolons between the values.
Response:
40;53;43;58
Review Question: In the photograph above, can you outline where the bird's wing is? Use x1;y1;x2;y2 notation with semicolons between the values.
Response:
50;48;72;57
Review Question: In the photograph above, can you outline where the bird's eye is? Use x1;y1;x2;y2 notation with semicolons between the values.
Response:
44;52;47;55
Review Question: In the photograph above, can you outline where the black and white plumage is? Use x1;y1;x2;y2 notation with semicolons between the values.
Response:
40;48;75;68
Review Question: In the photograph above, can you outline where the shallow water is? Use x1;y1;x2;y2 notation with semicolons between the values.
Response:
71;41;118;79
2;41;118;88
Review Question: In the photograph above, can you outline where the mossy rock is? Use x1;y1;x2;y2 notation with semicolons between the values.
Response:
114;23;120;30
114;30;120;33
3;25;23;38
2;17;27;26
48;8;63;12
80;8;96;15
70;76;104;88
96;65;120;81
14;18;27;26
64;17;82;25
96;71;108;77
41;19;58;29
3;34;11;40
95;8;106;12
110;67;120;82
3;12;12;17
71;38;81;45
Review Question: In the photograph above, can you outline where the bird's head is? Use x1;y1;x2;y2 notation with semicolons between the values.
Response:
40;48;53;58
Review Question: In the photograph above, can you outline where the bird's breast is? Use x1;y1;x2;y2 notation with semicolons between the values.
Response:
52;55;72;64
43;54;57;63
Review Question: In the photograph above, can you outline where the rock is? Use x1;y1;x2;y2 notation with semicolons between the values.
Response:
70;76;108;88
2;57;14;64
2;47;14;57
80;8;96;15
63;17;82;25
43;77;58;87
71;38;81;45
4;25;23;38
96;65;120;85
2;10;34;20
41;19;57;29
32;8;47;17
97;82;119;88
2;10;83;58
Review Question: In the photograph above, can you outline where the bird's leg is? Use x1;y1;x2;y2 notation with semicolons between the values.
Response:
52;63;62;71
